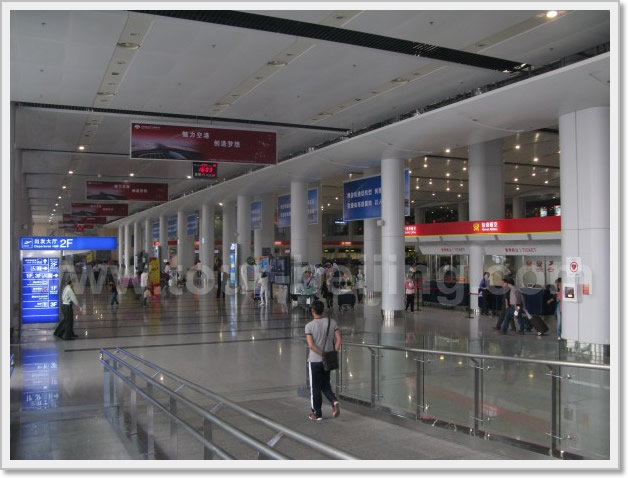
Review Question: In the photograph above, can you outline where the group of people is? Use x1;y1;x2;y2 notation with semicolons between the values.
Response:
480;272;562;339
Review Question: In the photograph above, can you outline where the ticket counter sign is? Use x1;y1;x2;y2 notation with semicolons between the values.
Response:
130;122;277;165
404;216;561;237
22;257;59;324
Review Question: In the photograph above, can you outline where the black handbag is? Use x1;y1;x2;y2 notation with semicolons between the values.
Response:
321;318;339;371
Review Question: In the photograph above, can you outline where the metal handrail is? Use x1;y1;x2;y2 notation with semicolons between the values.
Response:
341;342;611;371
100;348;358;460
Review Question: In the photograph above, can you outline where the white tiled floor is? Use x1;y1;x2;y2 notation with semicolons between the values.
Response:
9;286;607;462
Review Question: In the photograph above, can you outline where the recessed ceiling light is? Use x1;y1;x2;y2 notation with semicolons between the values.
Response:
424;163;428;168
458;194;461;198
544;180;549;184
445;149;451;153
327;203;330;207
411;200;414;203
62;185;66;189
533;157;539;162
446;188;450;191
186;175;192;179
514;178;518;182
415;186;419;190
267;60;286;67
408;170;412;174
97;91;115;97
532;173;536;176
117;42;140;49
78;145;85;151
52;209;56;212
516;186;520;191
515;145;520;149
129;173;134;177
462;167;467;171
68;170;73;174
546;11;558;18
218;202;223;206
445;173;450;177
432;193;435;196
459;183;463;187
58;196;62;199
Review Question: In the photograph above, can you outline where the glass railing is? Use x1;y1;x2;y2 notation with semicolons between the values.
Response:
336;334;610;459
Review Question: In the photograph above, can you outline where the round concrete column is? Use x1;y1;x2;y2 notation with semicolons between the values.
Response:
237;195;252;262
222;201;236;272
200;203;215;272
143;218;151;256
118;227;123;269
290;181;307;263
468;138;504;310
159;215;168;265
559;106;609;345
177;211;191;275
254;193;275;257
381;158;405;317
123;223;131;277
512;196;525;219
458;202;469;221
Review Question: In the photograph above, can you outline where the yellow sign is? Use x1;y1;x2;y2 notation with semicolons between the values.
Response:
148;258;160;288
472;223;480;232
86;251;93;263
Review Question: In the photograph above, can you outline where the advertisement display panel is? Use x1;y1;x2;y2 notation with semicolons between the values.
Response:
187;214;198;236
307;188;318;225
153;222;159;240
71;203;128;217
277;194;291;228
343;170;410;221
57;223;94;230
167;217;177;238
131;122;277;165
86;181;168;202
21;257;59;324
251;201;262;230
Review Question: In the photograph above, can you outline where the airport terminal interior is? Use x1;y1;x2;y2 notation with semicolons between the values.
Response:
5;5;618;470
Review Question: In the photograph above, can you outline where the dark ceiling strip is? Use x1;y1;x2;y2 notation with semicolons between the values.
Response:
15;102;348;133
134;10;528;73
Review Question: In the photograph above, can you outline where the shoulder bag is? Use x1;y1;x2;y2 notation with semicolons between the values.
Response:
321;318;339;371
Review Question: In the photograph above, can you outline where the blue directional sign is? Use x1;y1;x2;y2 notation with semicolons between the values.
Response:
251;201;262;230
342;170;410;221
20;236;117;251
167;217;177;238
22;347;59;410
277;194;291;228
21;257;60;324
153;222;159;240
187;214;198;236
308;188;318;225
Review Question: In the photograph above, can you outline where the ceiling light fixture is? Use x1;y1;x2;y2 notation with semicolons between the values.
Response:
445;149;451;153
218;202;223;206
186;175;192;179
267;60;287;67
445;173;450;177
514;178;518;182
544;180;549;184
516;186;520;190
58;196;62;199
533;157;539;162
62;185;66;189
463;167;467;171
55;203;58;206
458;194;461;198
129;173;134;177
117;42;140;49
515;145;520;149
423;164;428;168
546;10;558;18
78;145;85;151
68;170;73;175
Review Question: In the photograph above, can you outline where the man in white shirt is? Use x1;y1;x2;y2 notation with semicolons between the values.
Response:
54;280;82;340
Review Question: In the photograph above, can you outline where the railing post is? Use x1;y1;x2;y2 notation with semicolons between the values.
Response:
146;382;155;459
415;353;424;419
170;397;178;459
550;365;561;457
103;362;111;408
203;417;213;459
130;373;137;436
369;348;380;407
473;358;483;434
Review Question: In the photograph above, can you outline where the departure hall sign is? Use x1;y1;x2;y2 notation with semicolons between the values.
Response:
20;236;117;251
130;123;277;165
404;216;561;237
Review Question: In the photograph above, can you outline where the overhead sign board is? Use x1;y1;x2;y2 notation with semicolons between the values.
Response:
62;215;107;225
71;203;128;217
251;201;262;230
343;170;410;221
167;217;177;238
187;214;198;236
277;194;291;228
20;236;117;250
307;188;318;225
130;122;277;165
404;216;561;237
86;181;168;202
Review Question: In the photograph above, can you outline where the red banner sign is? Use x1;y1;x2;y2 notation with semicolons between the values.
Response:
63;215;107;224
405;216;561;237
71;203;128;217
130;122;277;165
86;181;168;202
57;223;94;230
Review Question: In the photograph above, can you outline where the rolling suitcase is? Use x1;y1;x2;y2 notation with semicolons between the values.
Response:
528;313;549;335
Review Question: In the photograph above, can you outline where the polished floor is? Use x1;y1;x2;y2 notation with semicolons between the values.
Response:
9;282;608;463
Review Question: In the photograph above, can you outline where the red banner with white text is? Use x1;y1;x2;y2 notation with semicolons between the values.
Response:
404;216;561;237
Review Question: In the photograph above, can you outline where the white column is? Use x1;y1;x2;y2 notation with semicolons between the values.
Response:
468;138;504;311
307;185;322;265
237;194;252;262
200;203;215;271
512;196;525;219
177;210;191;275
133;221;140;271
159;215;168;264
254;193;274;257
144;218;151;256
124;223;131;277
118;227;124;268
290;181;307;263
559;106;609;345
381;158;405;317
222;201;236;270
458;202;469;221
364;218;381;298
